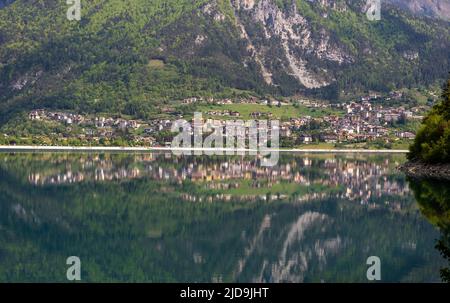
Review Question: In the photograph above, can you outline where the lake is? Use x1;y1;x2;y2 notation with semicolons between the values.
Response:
0;152;448;282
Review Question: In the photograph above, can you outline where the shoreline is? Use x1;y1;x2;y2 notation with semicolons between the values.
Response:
399;161;450;180
0;145;409;154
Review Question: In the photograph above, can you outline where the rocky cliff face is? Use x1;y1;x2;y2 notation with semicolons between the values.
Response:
387;0;450;21
230;0;354;88
213;0;449;91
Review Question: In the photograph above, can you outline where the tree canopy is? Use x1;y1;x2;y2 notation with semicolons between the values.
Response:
409;75;450;163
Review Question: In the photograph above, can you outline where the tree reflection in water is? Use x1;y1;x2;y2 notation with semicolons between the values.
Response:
409;178;450;282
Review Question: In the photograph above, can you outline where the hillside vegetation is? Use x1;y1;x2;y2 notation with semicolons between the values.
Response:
0;0;449;124
409;75;450;163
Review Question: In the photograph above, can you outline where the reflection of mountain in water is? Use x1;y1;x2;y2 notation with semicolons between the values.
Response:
266;212;331;283
231;203;441;283
0;152;444;282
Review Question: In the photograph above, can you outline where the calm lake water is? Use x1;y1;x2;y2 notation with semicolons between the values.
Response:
0;152;448;282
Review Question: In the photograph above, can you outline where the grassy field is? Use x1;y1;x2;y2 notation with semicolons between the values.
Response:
148;59;165;69
293;143;336;150
341;141;412;150
391;141;413;150
196;104;343;120
202;179;342;196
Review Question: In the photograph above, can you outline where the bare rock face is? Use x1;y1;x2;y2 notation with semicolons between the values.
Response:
387;0;450;21
230;0;353;89
197;0;448;92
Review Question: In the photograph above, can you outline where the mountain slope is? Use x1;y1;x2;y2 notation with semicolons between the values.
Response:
0;0;449;122
0;0;14;9
387;0;450;21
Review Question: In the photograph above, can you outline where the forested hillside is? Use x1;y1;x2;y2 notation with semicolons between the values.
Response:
0;0;449;123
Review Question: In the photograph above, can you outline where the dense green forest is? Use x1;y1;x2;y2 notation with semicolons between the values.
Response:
409;76;450;163
0;0;449;125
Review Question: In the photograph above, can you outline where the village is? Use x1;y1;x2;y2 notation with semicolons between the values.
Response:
26;92;427;148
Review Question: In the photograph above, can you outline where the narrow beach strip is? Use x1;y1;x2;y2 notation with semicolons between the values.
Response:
0;145;409;154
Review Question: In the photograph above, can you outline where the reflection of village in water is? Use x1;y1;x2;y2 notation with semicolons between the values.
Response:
22;153;410;207
0;152;444;283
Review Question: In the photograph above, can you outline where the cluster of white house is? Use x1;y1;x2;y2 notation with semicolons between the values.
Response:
28;96;423;145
